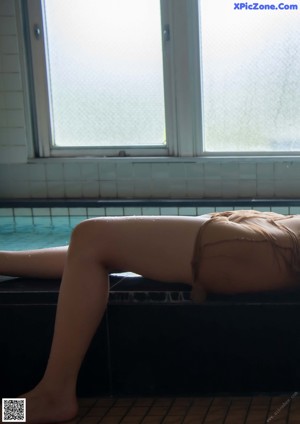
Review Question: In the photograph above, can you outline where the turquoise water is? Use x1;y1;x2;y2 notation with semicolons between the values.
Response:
0;213;89;250
0;204;297;251
0;224;71;251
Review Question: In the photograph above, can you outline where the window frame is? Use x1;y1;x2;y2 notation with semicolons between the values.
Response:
24;0;202;158
25;0;299;159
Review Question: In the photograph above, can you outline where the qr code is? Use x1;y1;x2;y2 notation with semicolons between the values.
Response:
2;399;26;422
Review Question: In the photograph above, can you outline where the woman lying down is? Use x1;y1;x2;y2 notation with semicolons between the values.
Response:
0;209;299;423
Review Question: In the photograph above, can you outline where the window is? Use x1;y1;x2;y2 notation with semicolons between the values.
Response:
25;0;300;157
44;0;165;149
200;0;300;153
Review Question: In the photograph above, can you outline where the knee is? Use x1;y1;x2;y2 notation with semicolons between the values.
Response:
71;218;100;239
69;219;112;263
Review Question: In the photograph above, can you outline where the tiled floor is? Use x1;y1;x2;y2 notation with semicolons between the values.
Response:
74;394;300;424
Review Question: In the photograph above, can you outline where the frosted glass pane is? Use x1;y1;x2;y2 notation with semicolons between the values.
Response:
43;0;165;147
199;1;300;152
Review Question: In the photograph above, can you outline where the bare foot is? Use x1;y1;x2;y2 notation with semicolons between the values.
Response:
19;387;78;424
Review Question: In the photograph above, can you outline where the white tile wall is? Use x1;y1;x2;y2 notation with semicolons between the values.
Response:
117;181;134;198
0;36;18;54
134;163;152;178
257;163;274;180
47;181;65;198
0;0;27;165
257;180;274;198
0;0;300;200
239;163;256;180
0;17;17;36
239;180;257;198
1;54;20;73
82;181;99;198
0;1;14;16
29;181;47;198
64;182;82;198
1;158;300;199
222;179;239;198
46;164;64;181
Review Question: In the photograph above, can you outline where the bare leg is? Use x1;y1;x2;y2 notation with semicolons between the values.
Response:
0;247;68;278
18;216;200;423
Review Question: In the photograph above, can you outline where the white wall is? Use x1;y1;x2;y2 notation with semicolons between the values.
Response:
0;0;29;164
0;1;299;200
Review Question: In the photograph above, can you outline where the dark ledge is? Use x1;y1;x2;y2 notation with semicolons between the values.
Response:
1;198;300;209
1;273;300;305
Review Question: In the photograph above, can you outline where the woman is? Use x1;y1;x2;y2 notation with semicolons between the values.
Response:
1;210;300;423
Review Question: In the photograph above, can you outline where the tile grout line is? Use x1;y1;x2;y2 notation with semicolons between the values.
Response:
222;398;233;424
243;396;254;424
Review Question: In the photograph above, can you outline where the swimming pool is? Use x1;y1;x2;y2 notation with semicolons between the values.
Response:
2;201;300;399
1;200;300;251
0;224;71;251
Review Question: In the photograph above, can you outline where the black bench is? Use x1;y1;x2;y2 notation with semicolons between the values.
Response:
1;274;300;397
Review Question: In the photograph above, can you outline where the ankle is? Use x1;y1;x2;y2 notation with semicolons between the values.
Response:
41;366;77;391
20;387;79;424
35;378;77;403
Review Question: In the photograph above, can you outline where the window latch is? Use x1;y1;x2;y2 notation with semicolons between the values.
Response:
163;25;170;42
33;24;42;40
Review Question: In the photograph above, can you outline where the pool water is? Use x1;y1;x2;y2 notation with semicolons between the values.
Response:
1;203;298;251
0;224;71;251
